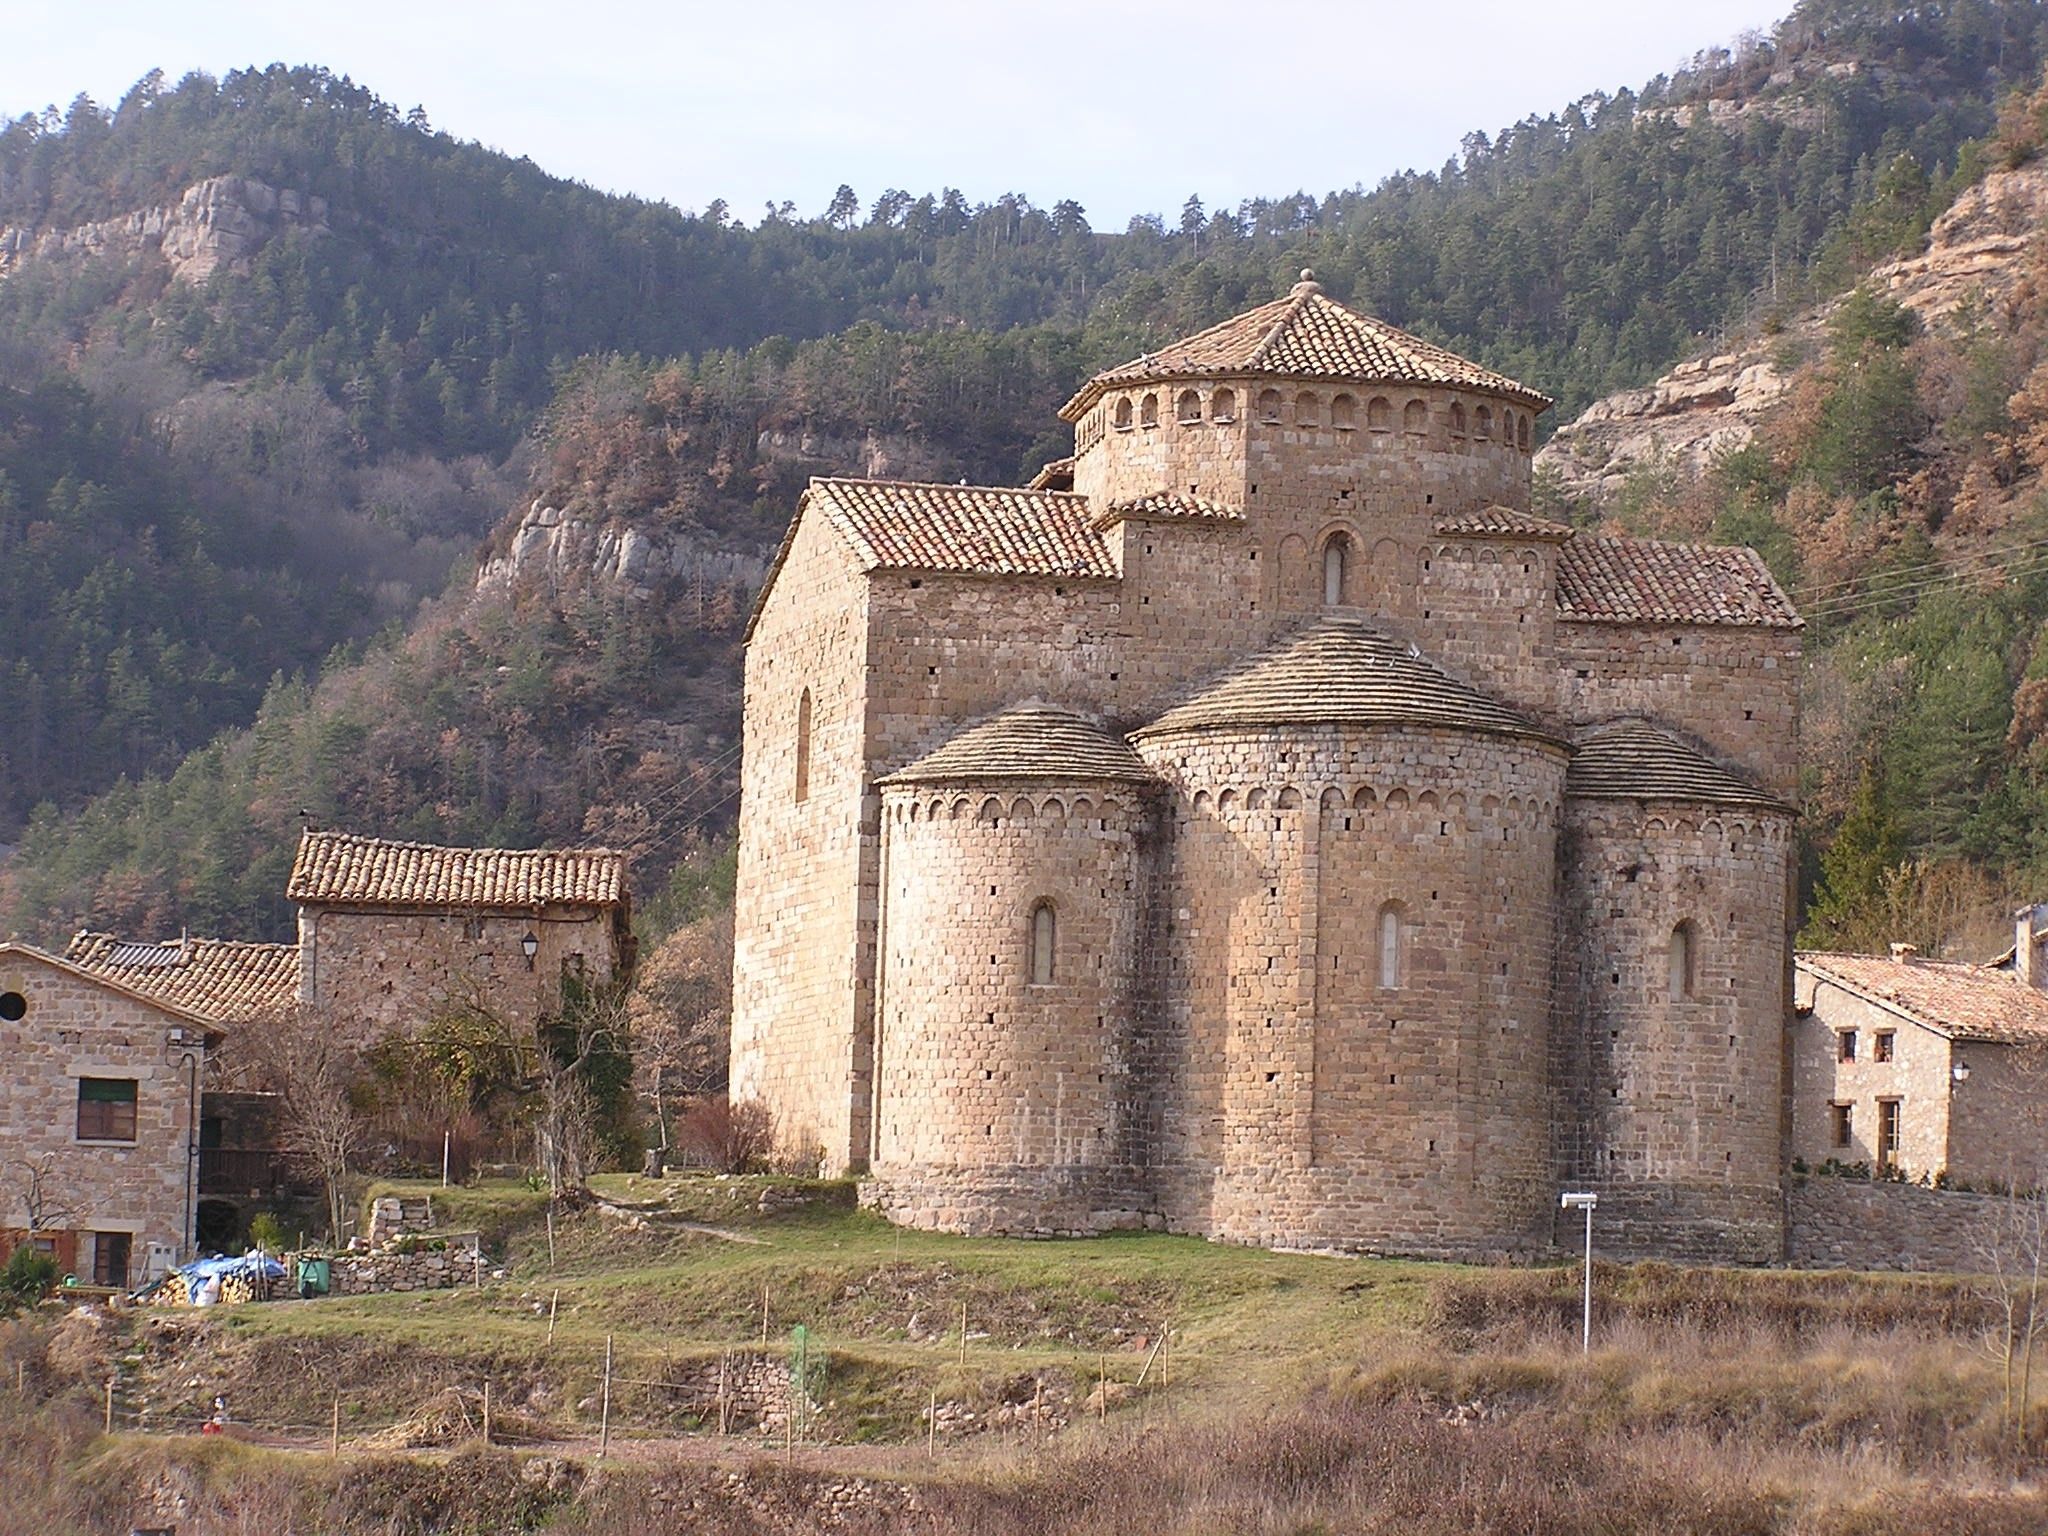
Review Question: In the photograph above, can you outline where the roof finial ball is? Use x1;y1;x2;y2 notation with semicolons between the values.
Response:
1292;267;1322;297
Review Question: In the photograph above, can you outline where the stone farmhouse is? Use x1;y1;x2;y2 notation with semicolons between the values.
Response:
0;943;220;1288
1795;908;2048;1189
286;830;633;1047
733;274;1803;1262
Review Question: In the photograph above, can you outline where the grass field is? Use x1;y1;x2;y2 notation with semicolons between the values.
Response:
5;1175;2048;1533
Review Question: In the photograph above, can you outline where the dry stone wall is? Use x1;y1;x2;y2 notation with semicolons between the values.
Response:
1786;1177;2009;1272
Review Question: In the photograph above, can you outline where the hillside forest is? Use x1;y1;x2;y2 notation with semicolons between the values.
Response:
3;0;2048;979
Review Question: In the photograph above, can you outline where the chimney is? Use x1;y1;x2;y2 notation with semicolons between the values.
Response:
1889;942;1917;966
2018;905;2048;991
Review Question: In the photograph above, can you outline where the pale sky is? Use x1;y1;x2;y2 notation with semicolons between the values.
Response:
9;0;1790;227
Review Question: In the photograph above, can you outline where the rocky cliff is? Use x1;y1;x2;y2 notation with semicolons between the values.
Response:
0;175;329;285
1539;164;2048;507
475;500;771;601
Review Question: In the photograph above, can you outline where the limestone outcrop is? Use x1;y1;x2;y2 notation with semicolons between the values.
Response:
0;175;330;285
475;499;771;601
1538;165;2048;507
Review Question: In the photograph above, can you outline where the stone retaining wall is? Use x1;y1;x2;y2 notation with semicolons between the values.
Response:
1785;1177;2010;1273
326;1233;482;1295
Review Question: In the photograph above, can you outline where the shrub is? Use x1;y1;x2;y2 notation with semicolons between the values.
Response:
672;1096;773;1174
2;1245;59;1308
248;1211;289;1252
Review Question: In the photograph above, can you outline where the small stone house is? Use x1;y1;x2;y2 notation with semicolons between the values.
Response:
1794;913;2048;1189
0;943;219;1288
287;830;633;1046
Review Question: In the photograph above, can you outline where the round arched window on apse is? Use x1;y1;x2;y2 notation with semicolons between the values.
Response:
0;991;26;1021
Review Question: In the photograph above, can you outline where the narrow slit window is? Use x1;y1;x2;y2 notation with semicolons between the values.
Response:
1378;904;1403;990
794;688;813;803
1322;535;1349;606
1030;901;1057;985
1667;920;1695;1001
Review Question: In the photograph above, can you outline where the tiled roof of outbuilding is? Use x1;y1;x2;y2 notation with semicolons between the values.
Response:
288;831;627;909
1062;275;1551;420
1133;619;1558;745
1798;951;2048;1045
1025;456;1075;491
1094;492;1244;528
1557;536;1801;628
65;931;300;1024
807;478;1116;579
881;706;1157;786
1434;506;1575;541
1566;719;1789;811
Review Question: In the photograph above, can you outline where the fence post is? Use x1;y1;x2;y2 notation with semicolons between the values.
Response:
331;1394;340;1458
927;1385;937;1459
547;1288;559;1346
599;1334;613;1459
482;1378;491;1445
104;1374;114;1434
959;1300;967;1368
717;1350;729;1436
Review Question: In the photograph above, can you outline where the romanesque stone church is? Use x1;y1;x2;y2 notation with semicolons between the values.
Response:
732;274;1801;1261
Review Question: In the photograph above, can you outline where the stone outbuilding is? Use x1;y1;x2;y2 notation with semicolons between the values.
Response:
0;943;219;1288
732;275;1802;1261
1795;910;2048;1190
287;829;633;1045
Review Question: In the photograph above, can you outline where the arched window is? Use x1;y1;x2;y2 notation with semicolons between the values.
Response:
1140;393;1159;428
1367;396;1392;431
1030;901;1057;985
1258;388;1283;422
1295;391;1319;427
1668;921;1696;1002
1322;534;1350;606
1474;404;1493;440
1330;393;1357;429
1212;387;1237;422
1113;397;1133;431
794;689;813;803
1449;402;1467;437
1517;414;1531;451
1176;389;1202;424
1403;399;1428;435
1378;903;1404;989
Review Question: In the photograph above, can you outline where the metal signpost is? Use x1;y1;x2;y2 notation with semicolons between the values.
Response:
1559;1191;1598;1353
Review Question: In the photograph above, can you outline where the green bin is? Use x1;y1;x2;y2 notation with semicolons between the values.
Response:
296;1258;331;1297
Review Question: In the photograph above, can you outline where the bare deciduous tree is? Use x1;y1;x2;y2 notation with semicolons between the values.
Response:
630;908;734;1151
6;1153;91;1235
246;1003;365;1244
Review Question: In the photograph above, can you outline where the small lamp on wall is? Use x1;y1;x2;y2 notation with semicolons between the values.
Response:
1952;1060;1972;1085
520;931;540;970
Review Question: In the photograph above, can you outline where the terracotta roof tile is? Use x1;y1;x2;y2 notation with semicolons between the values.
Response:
65;930;300;1024
1062;275;1551;420
1567;719;1788;811
1434;505;1575;541
881;706;1157;786
1557;536;1801;628
288;831;626;909
1093;492;1244;528
809;478;1116;579
1799;951;2048;1045
1026;456;1075;491
1134;620;1558;745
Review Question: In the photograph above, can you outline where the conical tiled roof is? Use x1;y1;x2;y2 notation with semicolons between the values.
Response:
1565;719;1788;811
1132;621;1556;744
881;706;1157;785
1060;274;1551;420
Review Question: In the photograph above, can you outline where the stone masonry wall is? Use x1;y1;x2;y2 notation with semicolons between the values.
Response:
1786;1177;2012;1272
1139;723;1567;1258
732;504;874;1169
1790;976;1957;1181
327;1233;483;1295
0;950;203;1283
1557;803;1790;1262
301;905;618;1047
867;779;1154;1232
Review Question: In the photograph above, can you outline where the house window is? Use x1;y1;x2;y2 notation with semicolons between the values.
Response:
1874;1031;1895;1063
1030;901;1057;985
1830;1101;1853;1149
1838;1030;1857;1063
77;1078;138;1141
1878;1099;1902;1166
1378;904;1403;990
92;1232;131;1289
0;990;24;1021
1322;535;1350;606
1667;921;1695;1001
794;688;812;803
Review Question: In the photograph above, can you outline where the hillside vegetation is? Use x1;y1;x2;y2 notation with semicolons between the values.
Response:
3;1177;2047;1533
